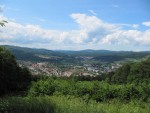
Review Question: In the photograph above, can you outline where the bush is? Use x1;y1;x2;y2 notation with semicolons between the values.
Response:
28;77;150;102
29;78;55;96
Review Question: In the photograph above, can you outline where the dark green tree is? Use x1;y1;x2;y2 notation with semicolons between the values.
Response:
0;47;31;96
127;58;150;84
111;63;131;83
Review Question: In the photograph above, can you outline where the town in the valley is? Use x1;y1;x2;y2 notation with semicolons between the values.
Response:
18;60;122;76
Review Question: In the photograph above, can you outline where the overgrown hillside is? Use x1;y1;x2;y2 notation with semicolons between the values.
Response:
0;47;150;113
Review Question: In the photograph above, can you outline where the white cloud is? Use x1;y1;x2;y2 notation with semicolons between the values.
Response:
142;22;150;27
70;13;102;31
89;10;97;15
111;4;119;8
0;14;150;50
132;24;139;29
0;5;4;13
101;29;150;46
70;13;117;32
115;23;139;29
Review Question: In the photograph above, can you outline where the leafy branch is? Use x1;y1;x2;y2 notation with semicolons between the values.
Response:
0;20;8;27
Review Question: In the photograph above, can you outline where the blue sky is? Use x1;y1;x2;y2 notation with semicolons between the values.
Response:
0;0;150;51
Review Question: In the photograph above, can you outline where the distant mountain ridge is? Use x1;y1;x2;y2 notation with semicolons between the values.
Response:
1;45;150;63
2;45;67;62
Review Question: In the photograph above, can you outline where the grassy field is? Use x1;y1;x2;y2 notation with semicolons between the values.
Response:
50;96;150;113
0;96;150;113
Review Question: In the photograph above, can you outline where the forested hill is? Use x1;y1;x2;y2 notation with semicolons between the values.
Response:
1;45;150;63
105;57;150;84
2;45;67;62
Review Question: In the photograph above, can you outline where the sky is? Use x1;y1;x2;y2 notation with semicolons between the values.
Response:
0;0;150;51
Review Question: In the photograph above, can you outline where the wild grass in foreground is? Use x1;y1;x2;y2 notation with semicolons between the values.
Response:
0;96;150;113
0;96;55;113
49;96;150;113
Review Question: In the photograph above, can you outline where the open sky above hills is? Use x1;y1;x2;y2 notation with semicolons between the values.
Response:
0;0;150;51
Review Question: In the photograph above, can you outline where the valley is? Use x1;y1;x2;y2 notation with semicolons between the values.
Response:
3;45;150;76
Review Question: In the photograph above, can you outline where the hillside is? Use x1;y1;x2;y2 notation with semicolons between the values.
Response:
1;45;150;64
0;46;150;113
2;45;67;62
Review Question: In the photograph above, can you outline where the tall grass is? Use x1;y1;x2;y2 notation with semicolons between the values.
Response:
49;95;150;113
1;96;149;113
0;96;55;113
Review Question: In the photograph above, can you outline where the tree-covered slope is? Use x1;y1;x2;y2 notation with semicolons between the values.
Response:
1;45;150;64
108;58;150;84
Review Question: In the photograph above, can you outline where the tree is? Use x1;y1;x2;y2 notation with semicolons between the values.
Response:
111;63;131;84
0;47;31;96
127;58;150;84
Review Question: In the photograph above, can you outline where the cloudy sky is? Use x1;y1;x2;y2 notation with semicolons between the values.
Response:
0;0;150;51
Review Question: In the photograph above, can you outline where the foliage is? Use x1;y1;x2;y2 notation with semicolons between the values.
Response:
29;76;150;102
108;58;150;84
50;96;150;113
29;78;55;96
0;20;8;27
0;96;55;113
0;96;150;113
0;47;150;112
0;47;31;96
111;63;131;83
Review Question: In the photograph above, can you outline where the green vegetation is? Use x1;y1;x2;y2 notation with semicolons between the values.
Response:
0;96;150;113
29;77;150;102
3;45;150;64
109;58;150;84
0;46;150;113
0;47;31;96
50;96;150;113
0;96;55;113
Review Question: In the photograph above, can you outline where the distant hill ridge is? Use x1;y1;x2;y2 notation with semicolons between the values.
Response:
1;45;150;63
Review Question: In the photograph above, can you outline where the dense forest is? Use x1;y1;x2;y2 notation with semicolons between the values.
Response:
0;46;150;113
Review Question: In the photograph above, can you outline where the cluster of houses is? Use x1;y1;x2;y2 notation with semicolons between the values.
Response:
83;63;122;74
18;60;122;76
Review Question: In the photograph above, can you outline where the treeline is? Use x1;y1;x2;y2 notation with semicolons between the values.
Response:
0;47;31;96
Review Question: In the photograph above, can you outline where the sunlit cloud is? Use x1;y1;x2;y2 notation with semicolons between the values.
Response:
142;22;150;27
0;13;150;50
